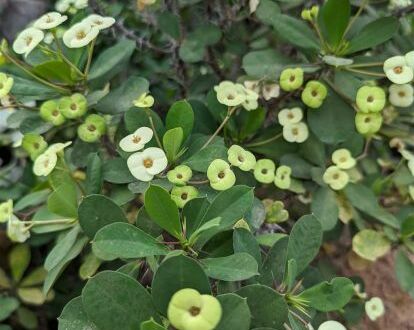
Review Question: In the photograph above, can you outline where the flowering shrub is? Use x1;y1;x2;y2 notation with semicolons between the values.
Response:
0;0;414;329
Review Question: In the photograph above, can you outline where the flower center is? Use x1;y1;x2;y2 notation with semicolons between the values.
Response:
292;128;299;135
43;159;49;168
143;158;153;168
227;94;235;100
261;168;268;174
339;156;347;163
333;173;340;180
33;142;40;149
218;171;225;179
52;110;59;117
87;124;96;132
45;15;53;23
311;90;318;97
94;20;103;25
367;96;374;103
238;155;244;162
189;306;201;316
364;117;371;123
177;174;183;179
0;83;3;89
398;91;406;97
25;36;33;46
181;193;188;200
132;135;141;144
393;66;403;74
70;103;77;111
287;112;294;119
76;31;87;40
289;75;295;82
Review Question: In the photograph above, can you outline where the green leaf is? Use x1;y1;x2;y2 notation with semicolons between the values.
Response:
124;107;165;137
395;250;414;298
216;293;251;330
255;0;281;26
165;100;194;140
82;271;158;330
402;215;414;238
236;284;288;329
14;190;50;212
344;183;400;229
9;244;31;283
85;153;103;195
238;107;266;140
79;253;101;280
92;223;169;260
144;185;182;240
233;228;262;266
58;296;98;330
103;158;135;184
242;49;292;78
258;236;289;285
10;75;59;101
200;253;259;281
0;297;19;322
158;11;180;39
311;187;339;231
45;225;81;271
88;39;135;81
151;255;210;315
47;182;78;218
140;319;166;330
298;277;355;312
78;194;128;238
352;229;391;262
96;76;149;114
32;60;74;83
308;90;355;145
346;17;399;54
318;0;350;48
270;14;319;50
43;236;89;295
287;215;322;275
163;128;184;162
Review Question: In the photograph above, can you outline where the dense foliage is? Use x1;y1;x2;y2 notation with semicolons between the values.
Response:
1;0;414;329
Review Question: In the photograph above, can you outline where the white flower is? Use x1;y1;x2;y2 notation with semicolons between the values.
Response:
127;147;168;181
47;141;72;154
323;165;349;190
7;215;30;243
244;80;260;94
262;83;280;101
214;81;246;107
56;0;88;13
383;56;413;84
388;84;414;107
119;127;153;152
82;14;115;30
249;0;260;13
283;122;308;143
365;297;385;321
13;27;44;57
33;12;68;30
318;321;347;330
33;151;58;176
63;22;99;48
44;32;54;44
242;88;259;111
278;107;303;126
0;199;13;223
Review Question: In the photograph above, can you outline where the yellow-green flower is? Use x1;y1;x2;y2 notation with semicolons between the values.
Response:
59;93;88;119
274;165;291;189
207;159;236;191
167;288;222;330
331;148;356;170
263;199;289;223
214;81;246;107
365;297;385;321
171;186;199;208
167;165;193;186
134;93;154;108
323;165;349;190
301;80;328;109
0;73;14;98
0;199;13;223
21;134;48;160
279;68;304;92
227;145;256;171
355;112;383;135
356;86;386;113
253;159;275;184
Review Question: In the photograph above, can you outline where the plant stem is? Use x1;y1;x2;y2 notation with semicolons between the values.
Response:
346;62;383;68
201;106;236;149
343;0;369;38
25;218;76;225
145;109;163;148
245;133;283;148
344;67;386;78
52;31;85;78
84;39;96;78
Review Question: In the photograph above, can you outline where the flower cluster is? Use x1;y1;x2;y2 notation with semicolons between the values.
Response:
323;148;356;191
355;86;385;136
56;0;88;14
214;81;259;110
121;127;168;182
244;80;280;101
278;107;309;143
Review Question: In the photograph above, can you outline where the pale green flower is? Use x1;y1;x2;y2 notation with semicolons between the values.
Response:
207;159;236;191
318;321;347;330
21;134;48;160
352;229;391;262
283;122;309;143
227;145;256;171
331;148;356;170
263;199;289;223
383;56;413;84
214;81;246;107
242;88;259;111
13;27;44;57
254;159;275;184
40;100;66;126
171;186;199;208
262;83;280;101
274;165;291;189
82;14;115;30
7;215;30;243
301;80;328;109
167;288;222;330
0;73;14;98
365;297;385;321
279;68;304;92
0;199;13;223
59;93;88;119
323;165;349;190
355;112;383;135
33;12;68;30
278;107;303;126
63;22;99;48
167;165;193;185
388;84;414;107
